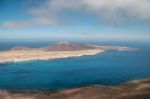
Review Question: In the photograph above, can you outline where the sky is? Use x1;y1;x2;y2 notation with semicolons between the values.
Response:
0;0;150;41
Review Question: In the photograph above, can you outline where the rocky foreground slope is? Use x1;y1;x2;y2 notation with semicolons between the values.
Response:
0;79;150;99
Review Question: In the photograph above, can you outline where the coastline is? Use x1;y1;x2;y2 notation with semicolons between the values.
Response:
0;49;104;63
0;43;135;64
0;43;145;99
0;78;150;99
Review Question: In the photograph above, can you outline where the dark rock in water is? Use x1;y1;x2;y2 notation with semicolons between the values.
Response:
0;79;150;99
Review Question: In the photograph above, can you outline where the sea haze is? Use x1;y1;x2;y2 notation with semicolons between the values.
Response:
0;41;150;91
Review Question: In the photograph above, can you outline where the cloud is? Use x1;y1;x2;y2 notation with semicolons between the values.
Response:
2;17;58;28
82;0;150;20
2;0;150;28
28;0;150;20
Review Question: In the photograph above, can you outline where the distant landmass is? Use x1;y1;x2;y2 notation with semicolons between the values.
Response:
0;42;135;63
10;42;96;51
43;43;96;51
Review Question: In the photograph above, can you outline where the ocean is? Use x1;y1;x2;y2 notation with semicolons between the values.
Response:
0;40;150;91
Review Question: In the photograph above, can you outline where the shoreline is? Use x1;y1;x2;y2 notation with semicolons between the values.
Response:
0;43;108;63
0;49;104;63
0;78;150;99
0;43;135;64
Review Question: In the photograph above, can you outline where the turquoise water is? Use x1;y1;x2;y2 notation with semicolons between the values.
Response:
0;41;150;91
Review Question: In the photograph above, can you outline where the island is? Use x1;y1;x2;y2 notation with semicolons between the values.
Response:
0;42;135;63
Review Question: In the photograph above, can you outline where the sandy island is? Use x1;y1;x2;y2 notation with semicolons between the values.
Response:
0;42;135;63
0;49;103;63
0;43;103;63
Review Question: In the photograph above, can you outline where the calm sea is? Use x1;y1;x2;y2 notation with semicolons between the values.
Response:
0;41;150;91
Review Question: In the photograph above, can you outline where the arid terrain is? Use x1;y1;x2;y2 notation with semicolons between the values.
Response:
0;42;134;63
0;78;150;99
0;43;104;63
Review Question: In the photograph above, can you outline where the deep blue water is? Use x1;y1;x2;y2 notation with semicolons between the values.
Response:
0;41;150;91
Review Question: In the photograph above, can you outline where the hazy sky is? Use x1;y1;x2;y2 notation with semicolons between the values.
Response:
0;0;150;41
